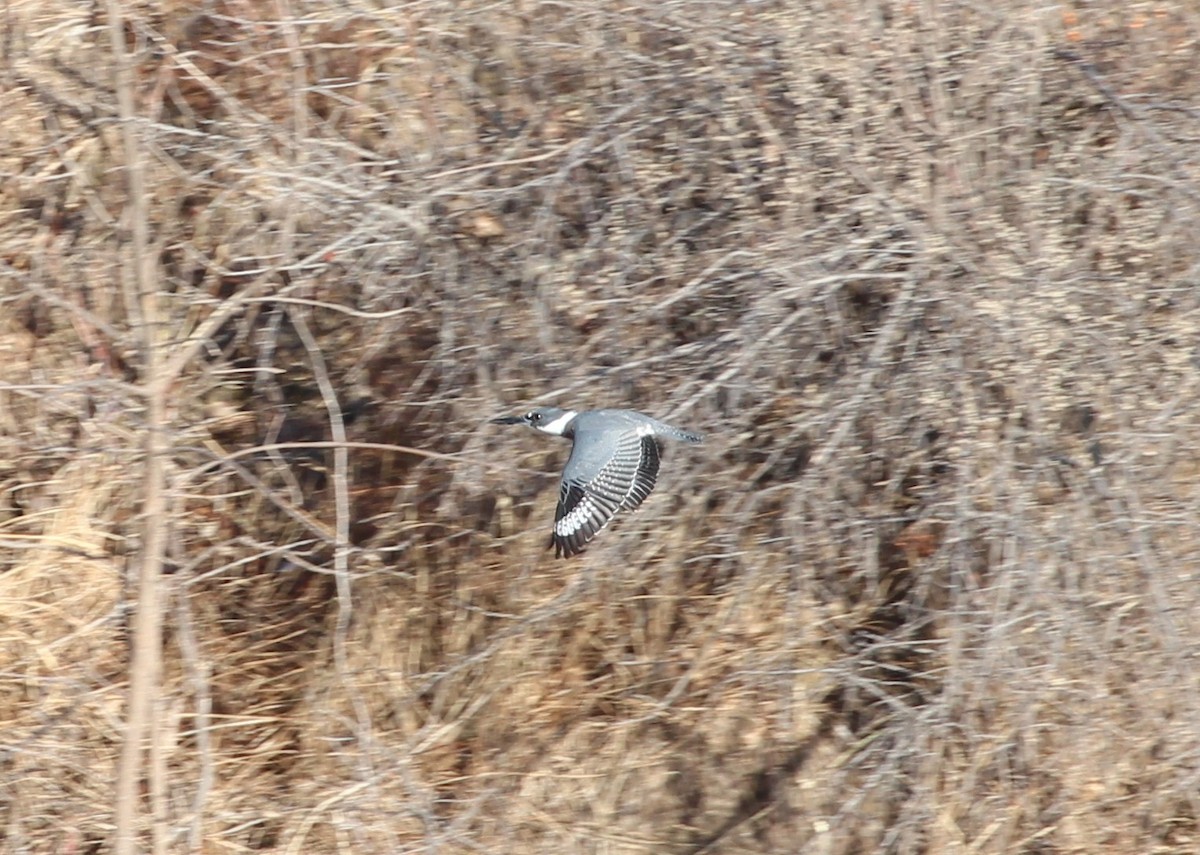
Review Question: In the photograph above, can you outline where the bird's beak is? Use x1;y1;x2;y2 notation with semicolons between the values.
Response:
489;415;525;425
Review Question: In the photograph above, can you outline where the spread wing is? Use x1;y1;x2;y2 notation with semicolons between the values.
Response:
551;429;662;558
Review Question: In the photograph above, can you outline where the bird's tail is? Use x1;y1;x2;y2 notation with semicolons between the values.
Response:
659;422;703;444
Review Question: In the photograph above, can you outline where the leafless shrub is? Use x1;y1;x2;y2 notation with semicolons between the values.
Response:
2;0;1200;852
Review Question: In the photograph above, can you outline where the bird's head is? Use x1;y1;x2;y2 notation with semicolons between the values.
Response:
490;406;578;436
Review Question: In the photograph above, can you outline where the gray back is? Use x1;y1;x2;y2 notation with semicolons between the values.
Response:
563;409;700;485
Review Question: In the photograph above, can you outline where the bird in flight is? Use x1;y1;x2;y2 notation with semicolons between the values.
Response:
490;407;702;557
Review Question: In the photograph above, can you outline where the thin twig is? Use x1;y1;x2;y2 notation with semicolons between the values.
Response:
108;2;168;853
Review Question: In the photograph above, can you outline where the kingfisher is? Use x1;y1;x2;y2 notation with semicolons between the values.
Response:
490;407;702;557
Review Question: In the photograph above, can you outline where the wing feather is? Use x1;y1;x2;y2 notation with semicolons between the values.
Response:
551;430;662;557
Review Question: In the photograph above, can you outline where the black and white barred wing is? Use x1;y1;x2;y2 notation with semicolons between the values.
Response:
551;428;661;558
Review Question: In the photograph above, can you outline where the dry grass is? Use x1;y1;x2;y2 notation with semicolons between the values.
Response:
3;0;1200;852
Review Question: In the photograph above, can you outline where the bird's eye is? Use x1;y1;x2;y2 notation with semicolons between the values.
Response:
527;411;541;422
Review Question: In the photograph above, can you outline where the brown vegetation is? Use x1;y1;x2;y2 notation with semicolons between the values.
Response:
3;1;1200;852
